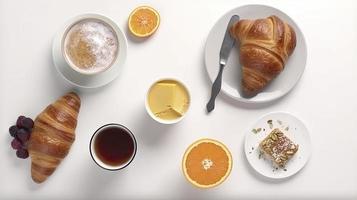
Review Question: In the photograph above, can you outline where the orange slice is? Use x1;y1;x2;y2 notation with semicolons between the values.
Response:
182;138;232;188
128;6;160;37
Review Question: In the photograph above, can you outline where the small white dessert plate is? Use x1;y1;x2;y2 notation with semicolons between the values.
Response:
244;112;312;179
205;4;307;103
52;13;127;88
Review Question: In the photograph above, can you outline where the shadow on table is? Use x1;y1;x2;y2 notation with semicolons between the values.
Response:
171;175;215;200
25;157;125;193
77;158;127;199
7;139;41;191
133;106;176;147
47;41;75;92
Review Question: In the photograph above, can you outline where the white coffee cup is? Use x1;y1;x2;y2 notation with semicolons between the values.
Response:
61;14;121;75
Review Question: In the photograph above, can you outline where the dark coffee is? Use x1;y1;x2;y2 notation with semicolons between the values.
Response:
94;125;135;167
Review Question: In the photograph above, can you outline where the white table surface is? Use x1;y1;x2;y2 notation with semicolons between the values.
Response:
1;0;357;199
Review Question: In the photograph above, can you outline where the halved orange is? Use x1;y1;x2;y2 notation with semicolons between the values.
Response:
128;6;160;37
182;138;232;188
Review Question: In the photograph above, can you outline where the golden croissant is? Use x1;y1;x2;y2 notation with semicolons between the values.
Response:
28;92;80;183
230;15;296;95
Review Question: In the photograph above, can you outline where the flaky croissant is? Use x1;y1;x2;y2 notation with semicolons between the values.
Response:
28;92;80;183
230;15;296;95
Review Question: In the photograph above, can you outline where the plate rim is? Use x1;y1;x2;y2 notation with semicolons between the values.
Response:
204;4;308;104
243;111;312;179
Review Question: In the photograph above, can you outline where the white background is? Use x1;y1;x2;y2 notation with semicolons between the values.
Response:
1;0;357;199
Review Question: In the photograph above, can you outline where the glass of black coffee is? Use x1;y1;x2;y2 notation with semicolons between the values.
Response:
90;124;137;170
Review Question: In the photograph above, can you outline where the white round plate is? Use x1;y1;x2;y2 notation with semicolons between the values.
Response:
52;14;127;88
244;112;311;179
205;5;307;103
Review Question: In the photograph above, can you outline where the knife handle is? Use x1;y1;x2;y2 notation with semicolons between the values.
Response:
206;64;224;113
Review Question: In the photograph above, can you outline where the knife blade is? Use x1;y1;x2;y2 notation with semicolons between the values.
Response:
206;15;240;113
220;15;240;63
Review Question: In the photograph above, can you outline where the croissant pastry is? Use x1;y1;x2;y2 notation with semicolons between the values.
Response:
28;92;80;183
230;15;296;95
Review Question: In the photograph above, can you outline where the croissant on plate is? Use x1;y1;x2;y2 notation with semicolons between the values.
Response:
230;15;296;96
28;92;80;183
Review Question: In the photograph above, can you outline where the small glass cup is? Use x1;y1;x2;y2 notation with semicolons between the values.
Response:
89;123;137;171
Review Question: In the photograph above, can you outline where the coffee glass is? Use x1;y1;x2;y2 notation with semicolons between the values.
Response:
89;124;137;171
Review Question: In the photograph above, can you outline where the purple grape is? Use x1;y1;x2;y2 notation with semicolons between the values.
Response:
11;138;23;150
16;116;26;128
16;129;31;144
16;148;29;159
22;118;34;129
9;125;19;137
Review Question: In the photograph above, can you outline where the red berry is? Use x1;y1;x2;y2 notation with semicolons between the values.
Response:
22;118;34;129
16;116;26;128
9;125;19;137
16;148;29;159
16;129;31;144
11;138;22;150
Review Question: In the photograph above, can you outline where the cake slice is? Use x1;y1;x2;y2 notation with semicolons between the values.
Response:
259;128;298;167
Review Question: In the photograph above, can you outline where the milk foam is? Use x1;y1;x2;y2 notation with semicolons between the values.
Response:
64;19;119;73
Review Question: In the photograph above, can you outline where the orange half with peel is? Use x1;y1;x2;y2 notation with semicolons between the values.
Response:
182;138;232;188
128;6;160;37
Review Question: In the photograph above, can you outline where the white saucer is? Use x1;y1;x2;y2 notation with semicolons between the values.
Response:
244;112;312;179
52;14;127;88
205;4;307;103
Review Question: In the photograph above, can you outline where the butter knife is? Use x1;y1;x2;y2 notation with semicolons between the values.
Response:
206;15;240;113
